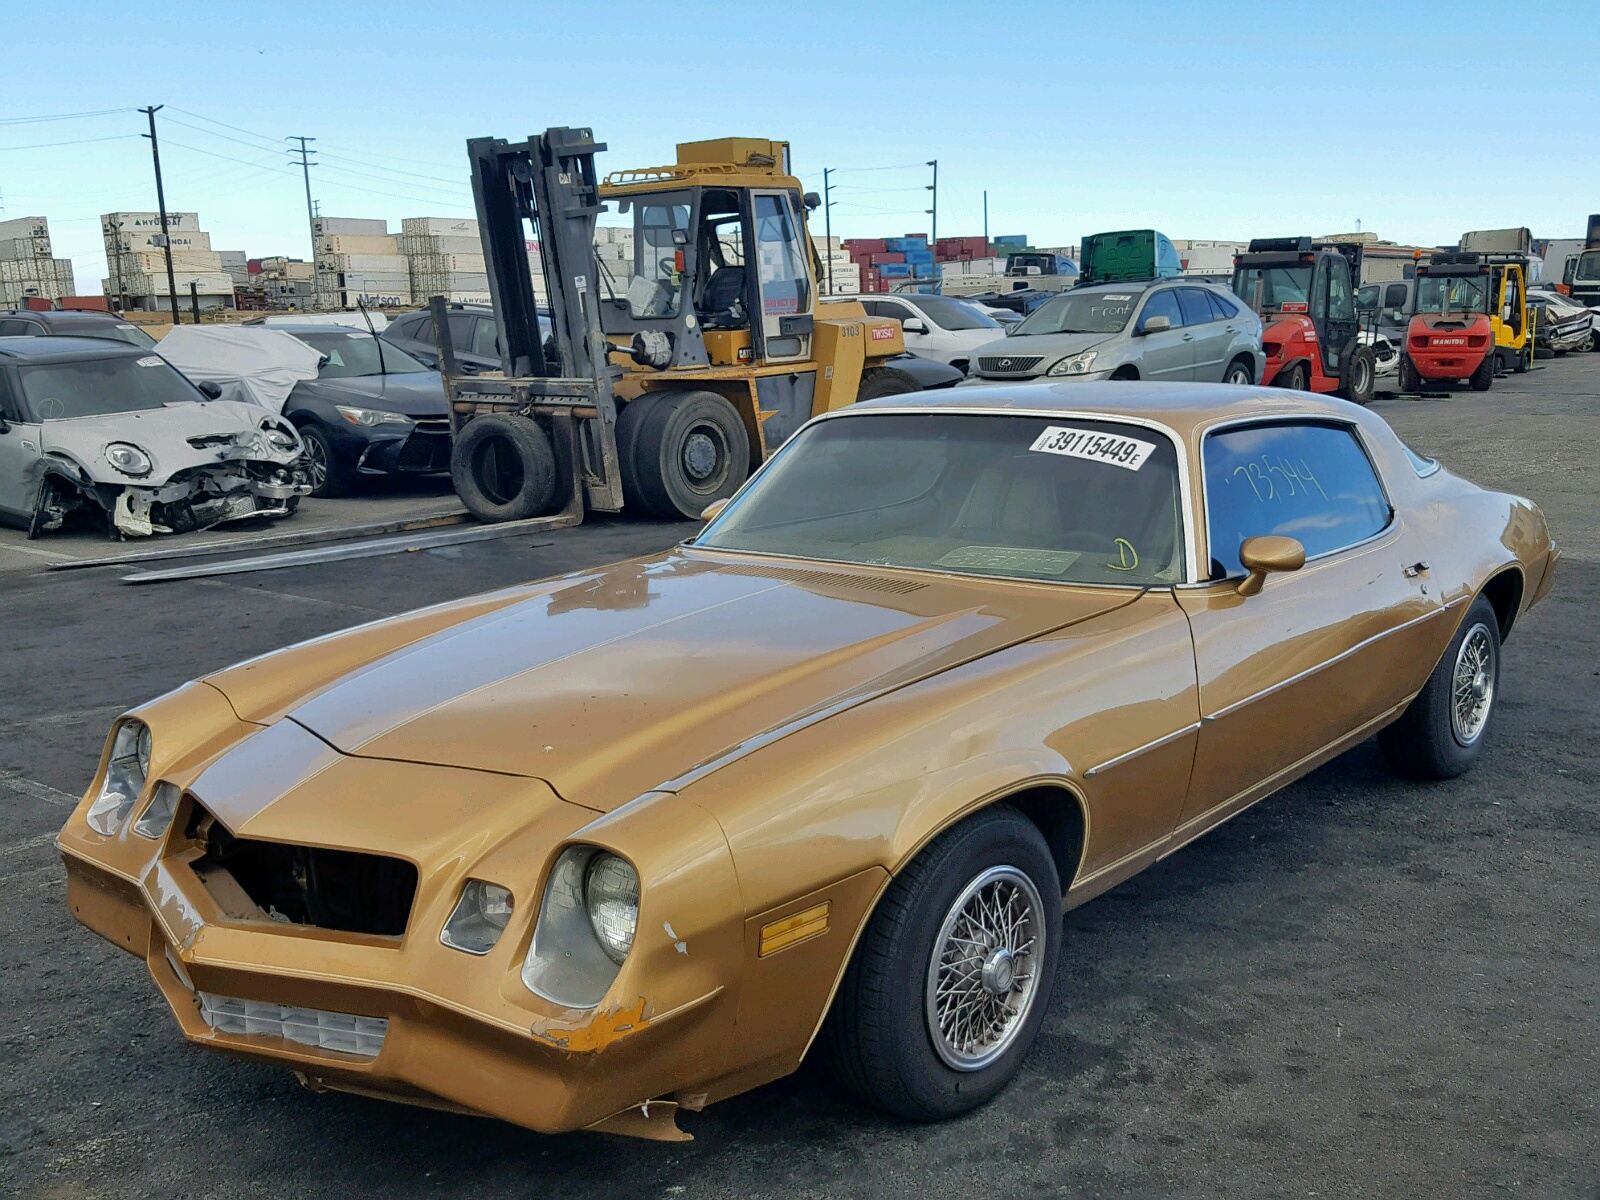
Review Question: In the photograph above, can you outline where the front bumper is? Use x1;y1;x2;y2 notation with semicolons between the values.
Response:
321;419;452;477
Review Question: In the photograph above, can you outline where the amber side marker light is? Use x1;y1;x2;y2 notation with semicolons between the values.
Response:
759;902;830;957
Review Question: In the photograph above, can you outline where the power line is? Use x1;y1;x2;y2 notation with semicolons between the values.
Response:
0;134;140;152
0;107;129;126
168;106;469;174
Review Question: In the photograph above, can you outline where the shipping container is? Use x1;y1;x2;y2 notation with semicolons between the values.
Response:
312;216;390;238
103;211;202;233
400;233;482;255
402;216;479;237
0;216;50;242
316;234;399;256
125;250;225;273
106;229;212;252
316;253;410;274
0;237;51;262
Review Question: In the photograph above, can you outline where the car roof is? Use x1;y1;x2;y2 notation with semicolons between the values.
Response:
846;379;1365;442
0;335;148;362
2;309;126;322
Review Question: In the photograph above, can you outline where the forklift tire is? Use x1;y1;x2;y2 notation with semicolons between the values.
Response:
1469;355;1494;392
1398;355;1422;395
856;367;921;402
1516;347;1533;371
616;390;749;519
1339;343;1376;405
451;414;558;523
1278;362;1309;391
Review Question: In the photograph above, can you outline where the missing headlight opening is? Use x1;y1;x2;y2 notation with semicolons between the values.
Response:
186;803;418;937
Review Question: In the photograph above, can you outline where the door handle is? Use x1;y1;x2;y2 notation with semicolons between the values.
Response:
1181;333;1194;341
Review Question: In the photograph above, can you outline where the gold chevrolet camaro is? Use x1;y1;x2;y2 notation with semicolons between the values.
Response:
60;382;1558;1141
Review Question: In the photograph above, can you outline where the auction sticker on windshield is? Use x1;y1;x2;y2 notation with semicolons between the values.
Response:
1029;426;1156;471
136;356;163;367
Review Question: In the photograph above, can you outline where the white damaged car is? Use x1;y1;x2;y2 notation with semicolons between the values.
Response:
0;336;310;539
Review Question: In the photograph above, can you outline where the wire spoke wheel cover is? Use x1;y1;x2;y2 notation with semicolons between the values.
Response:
925;865;1047;1071
1450;621;1496;745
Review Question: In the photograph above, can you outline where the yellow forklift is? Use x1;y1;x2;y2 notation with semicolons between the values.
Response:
1459;228;1532;374
436;128;930;521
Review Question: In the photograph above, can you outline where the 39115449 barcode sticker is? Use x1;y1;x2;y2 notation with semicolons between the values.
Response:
1028;426;1157;471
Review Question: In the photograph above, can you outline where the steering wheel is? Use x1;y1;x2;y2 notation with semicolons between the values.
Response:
658;257;677;279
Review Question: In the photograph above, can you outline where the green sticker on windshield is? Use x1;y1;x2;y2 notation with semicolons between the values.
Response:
937;546;1082;575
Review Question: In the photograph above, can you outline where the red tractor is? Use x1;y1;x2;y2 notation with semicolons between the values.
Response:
1231;237;1376;404
1399;252;1496;393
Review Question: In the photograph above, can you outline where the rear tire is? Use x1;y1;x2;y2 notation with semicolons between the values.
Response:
1469;354;1494;392
1515;347;1532;371
856;367;921;402
616;390;749;519
1340;343;1376;405
1278;361;1309;390
1378;595;1501;780
1224;356;1254;385
450;414;557;523
822;805;1060;1121
1398;354;1422;394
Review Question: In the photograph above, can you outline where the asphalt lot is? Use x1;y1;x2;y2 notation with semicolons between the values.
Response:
1;354;1596;1199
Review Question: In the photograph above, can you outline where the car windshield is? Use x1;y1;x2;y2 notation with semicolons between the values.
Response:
1416;275;1489;313
1232;265;1312;310
295;330;428;377
1575;250;1600;281
697;412;1184;586
1008;291;1138;336
910;295;1000;330
16;354;199;420
83;323;158;348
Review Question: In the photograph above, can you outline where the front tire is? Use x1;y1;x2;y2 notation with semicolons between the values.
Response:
1278;361;1309;390
856;367;921;402
1340;343;1376;405
822;806;1060;1121
298;423;350;498
1378;595;1501;780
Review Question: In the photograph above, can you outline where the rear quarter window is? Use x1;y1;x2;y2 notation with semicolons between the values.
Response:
1203;421;1392;578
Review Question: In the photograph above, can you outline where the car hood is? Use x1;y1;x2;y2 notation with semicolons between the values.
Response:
39;400;298;485
293;371;448;417
210;550;1137;812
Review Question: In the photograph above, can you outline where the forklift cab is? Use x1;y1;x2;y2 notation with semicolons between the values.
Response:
1486;257;1529;369
600;170;818;370
1231;237;1361;377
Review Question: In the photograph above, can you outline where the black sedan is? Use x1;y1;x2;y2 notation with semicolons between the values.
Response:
276;327;452;497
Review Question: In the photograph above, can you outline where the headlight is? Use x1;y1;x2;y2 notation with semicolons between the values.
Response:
263;425;300;452
440;880;514;955
133;780;181;839
86;719;150;835
335;404;412;428
1046;350;1098;377
105;443;153;477
585;854;640;964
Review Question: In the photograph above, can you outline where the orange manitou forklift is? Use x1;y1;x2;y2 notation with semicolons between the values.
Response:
1230;237;1376;404
434;128;930;523
1399;252;1497;393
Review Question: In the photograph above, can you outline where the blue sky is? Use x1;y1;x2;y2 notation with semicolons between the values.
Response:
5;1;1596;292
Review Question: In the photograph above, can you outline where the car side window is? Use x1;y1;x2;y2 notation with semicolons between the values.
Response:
0;319;34;337
0;370;19;420
394;313;425;338
1384;283;1409;309
1203;421;1392;579
1355;284;1379;312
1177;288;1215;326
1138;289;1184;331
1206;290;1240;320
470;317;500;358
445;314;475;352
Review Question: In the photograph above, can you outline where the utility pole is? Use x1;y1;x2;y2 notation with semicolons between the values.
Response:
983;190;989;246
925;160;938;292
104;218;126;313
288;136;318;309
139;106;181;323
822;167;834;296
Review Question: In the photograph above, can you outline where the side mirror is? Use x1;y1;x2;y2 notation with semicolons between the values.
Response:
902;317;928;334
700;498;730;522
802;191;822;211
1236;535;1306;596
196;380;223;399
0;415;10;434
1138;314;1172;335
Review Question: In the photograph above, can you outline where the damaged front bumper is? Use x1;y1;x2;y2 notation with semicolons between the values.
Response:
106;462;311;538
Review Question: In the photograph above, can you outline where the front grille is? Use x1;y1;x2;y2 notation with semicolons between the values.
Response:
187;803;418;937
977;355;1044;374
199;992;388;1059
396;429;451;473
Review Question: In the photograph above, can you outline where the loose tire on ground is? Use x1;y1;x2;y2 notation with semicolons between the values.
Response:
1469;353;1494;392
615;390;749;519
1340;342;1376;405
1398;354;1422;394
298;423;351;499
821;805;1061;1121
1378;594;1502;780
450;413;557;523
856;367;921;403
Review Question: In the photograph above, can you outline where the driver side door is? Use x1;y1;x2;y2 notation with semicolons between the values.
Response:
751;191;813;363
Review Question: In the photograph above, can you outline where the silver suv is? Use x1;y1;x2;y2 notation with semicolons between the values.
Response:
969;279;1264;383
